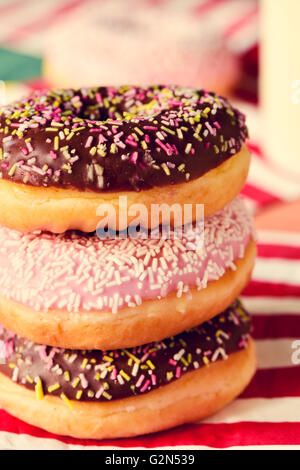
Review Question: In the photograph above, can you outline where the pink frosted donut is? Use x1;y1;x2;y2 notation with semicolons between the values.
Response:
44;2;240;95
0;198;256;349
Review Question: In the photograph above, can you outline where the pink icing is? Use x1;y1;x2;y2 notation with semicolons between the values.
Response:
0;198;252;314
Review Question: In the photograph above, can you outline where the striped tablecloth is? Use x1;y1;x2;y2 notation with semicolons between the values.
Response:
1;0;300;451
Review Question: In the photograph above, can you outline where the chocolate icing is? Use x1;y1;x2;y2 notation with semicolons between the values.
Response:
0;300;251;404
0;85;248;191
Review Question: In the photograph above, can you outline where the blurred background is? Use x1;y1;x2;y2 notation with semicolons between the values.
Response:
0;0;299;232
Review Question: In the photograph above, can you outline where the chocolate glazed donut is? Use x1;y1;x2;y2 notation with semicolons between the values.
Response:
0;300;251;403
0;301;256;439
0;86;250;233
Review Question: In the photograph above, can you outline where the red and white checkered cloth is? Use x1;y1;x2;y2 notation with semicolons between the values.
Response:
1;0;300;451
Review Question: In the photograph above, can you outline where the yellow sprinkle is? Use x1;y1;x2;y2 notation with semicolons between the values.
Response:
161;162;170;176
177;163;185;171
8;163;17;177
81;358;88;369
90;146;97;156
76;390;83;400
26;374;34;384
120;370;130;382
166;371;173;381
146;360;155;370
53;136;59;151
35;378;44;400
72;377;80;388
203;356;210;366
45;127;58;132
8;363;15;369
66;131;74;141
161;126;175;135
102;391;112;400
103;355;114;363
176;128;183;139
123;350;141;364
64;371;70;382
141;140;148;150
185;143;192;154
180;357;188;367
60;393;74;409
110;143;117;153
48;383;61;393
134;127;144;136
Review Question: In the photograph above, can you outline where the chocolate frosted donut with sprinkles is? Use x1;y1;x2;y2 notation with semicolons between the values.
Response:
0;300;257;439
0;197;256;350
0;85;251;233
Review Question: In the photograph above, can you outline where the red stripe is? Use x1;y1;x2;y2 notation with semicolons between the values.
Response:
243;281;300;298
247;142;265;160
4;0;94;45
241;367;300;399
1;410;300;448
252;315;300;339
223;6;259;39
257;243;300;260
240;183;281;206
193;0;228;16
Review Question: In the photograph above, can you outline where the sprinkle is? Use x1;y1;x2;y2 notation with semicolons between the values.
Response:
35;377;44;400
60;393;74;409
48;382;61;393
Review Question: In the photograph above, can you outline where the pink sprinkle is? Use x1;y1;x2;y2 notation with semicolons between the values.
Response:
96;93;103;103
136;374;145;388
26;142;33;153
21;148;28;156
155;138;172;155
205;142;210;149
1;162;8;168
125;138;138;148
169;359;177;366
140;379;151;393
175;366;181;378
98;134;107;144
151;374;157;386
214;121;221;129
50;151;57;160
130;151;138;164
143;126;158;130
85;136;93;148
110;368;117;380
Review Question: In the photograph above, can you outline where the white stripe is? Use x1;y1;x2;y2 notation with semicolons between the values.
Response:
242;296;300;314
256;339;298;369
202;397;300;424
247;156;300;201
252;257;300;285
257;230;300;247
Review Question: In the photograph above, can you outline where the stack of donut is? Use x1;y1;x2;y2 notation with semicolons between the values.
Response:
0;85;256;439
